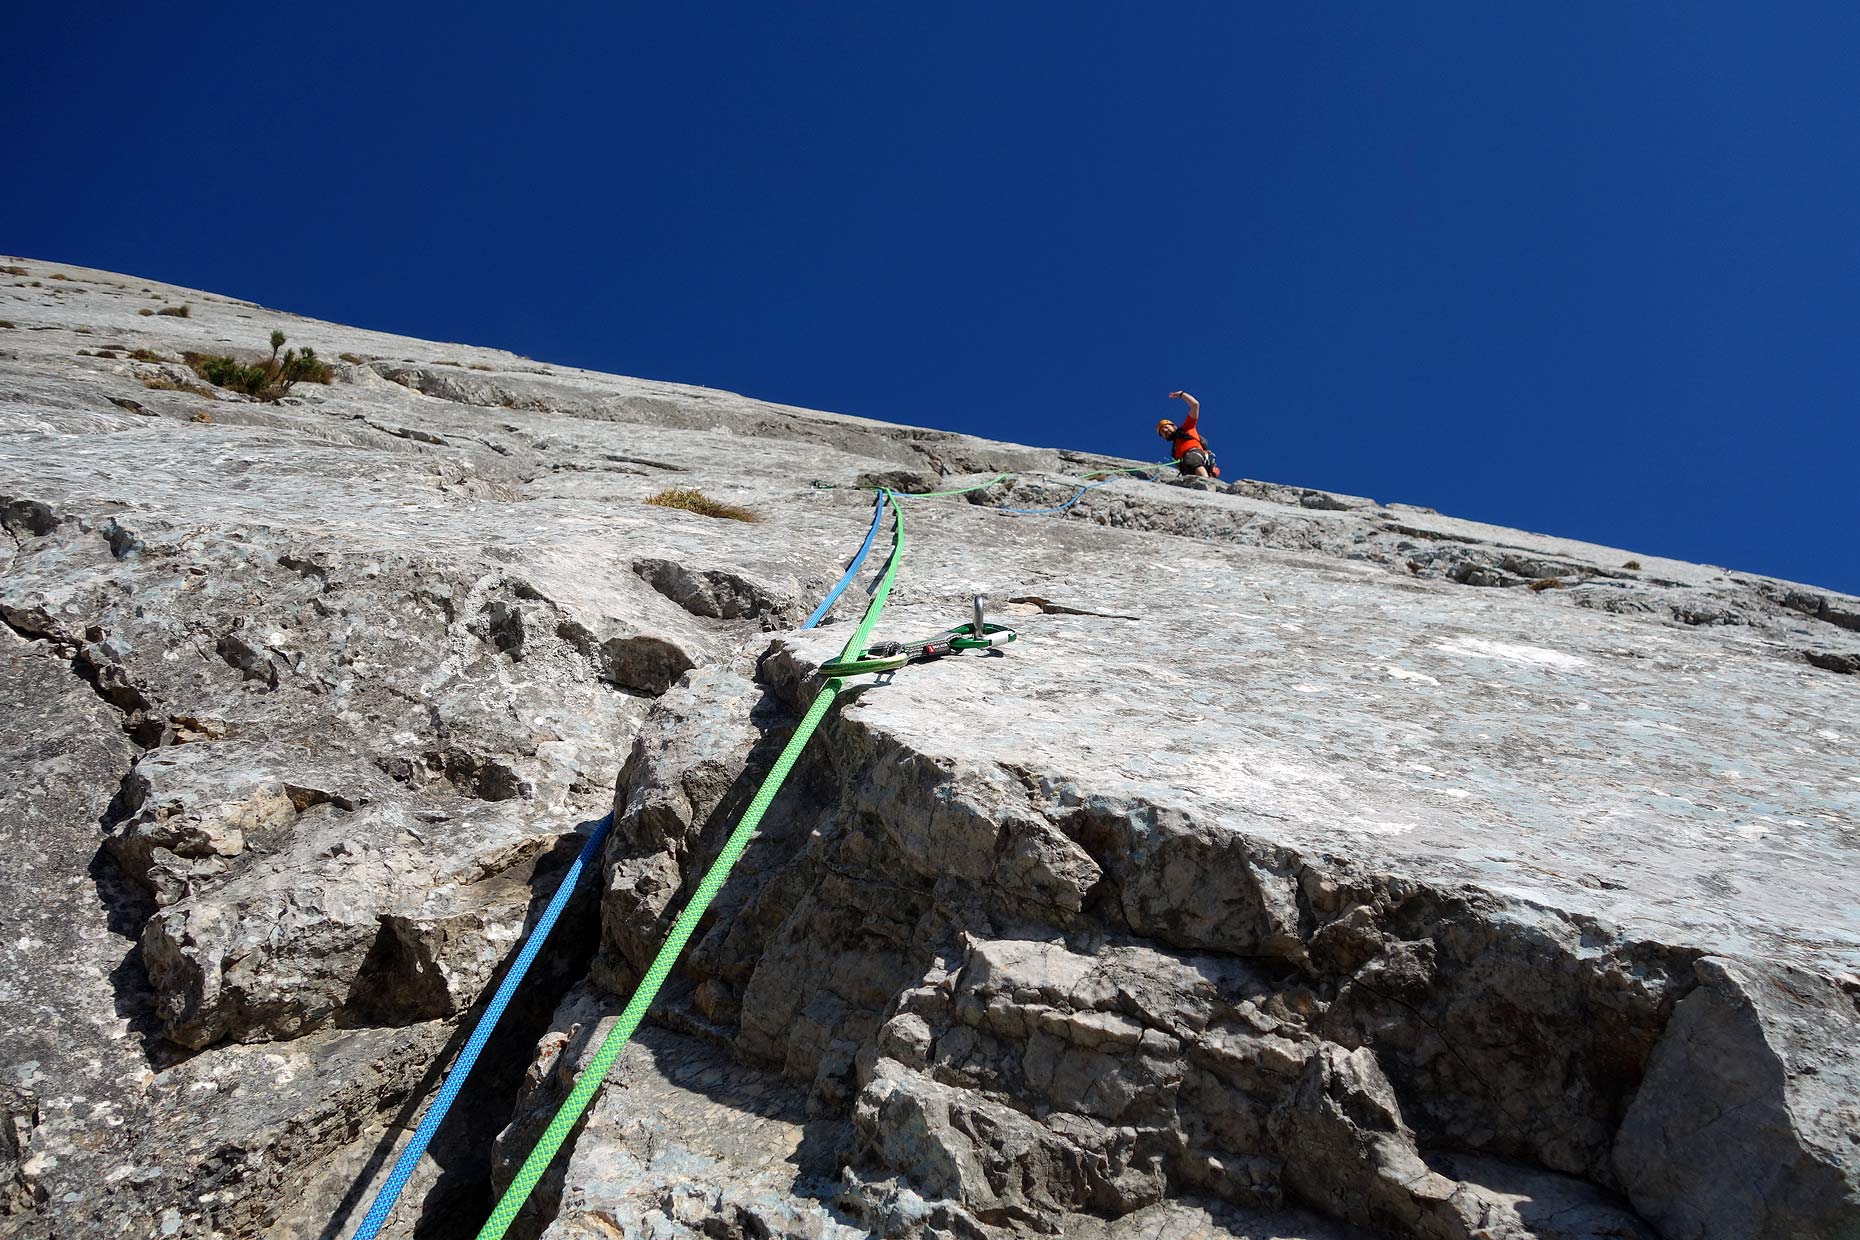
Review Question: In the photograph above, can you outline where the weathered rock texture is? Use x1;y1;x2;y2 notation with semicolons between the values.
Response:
1;256;1856;1240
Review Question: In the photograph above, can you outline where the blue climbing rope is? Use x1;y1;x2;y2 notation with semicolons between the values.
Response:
802;489;886;628
352;811;613;1240
994;466;1169;516
994;476;1116;516
351;491;896;1238
880;464;1172;519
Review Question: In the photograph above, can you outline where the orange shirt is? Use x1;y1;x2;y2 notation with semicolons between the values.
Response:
1170;409;1204;459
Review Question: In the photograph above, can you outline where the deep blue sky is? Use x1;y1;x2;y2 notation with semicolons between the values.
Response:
6;5;1857;592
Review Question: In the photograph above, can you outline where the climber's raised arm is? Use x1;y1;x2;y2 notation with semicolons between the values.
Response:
1169;390;1200;428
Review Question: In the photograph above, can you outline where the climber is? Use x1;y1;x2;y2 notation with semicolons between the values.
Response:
1157;390;1220;478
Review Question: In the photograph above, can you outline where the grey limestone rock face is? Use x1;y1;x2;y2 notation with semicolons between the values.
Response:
1613;957;1860;1240
2;256;1858;1239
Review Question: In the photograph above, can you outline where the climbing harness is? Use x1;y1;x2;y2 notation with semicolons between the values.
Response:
352;454;1170;1239
817;595;1017;677
1176;447;1218;477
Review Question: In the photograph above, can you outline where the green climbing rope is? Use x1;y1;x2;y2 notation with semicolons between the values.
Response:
889;472;1013;498
473;491;907;1240
472;460;1148;1236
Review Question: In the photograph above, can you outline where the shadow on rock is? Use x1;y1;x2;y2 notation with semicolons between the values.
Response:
318;816;606;1240
87;844;180;1069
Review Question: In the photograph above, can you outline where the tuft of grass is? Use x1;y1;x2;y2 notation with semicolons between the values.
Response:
1622;560;1642;571
143;374;218;398
156;304;191;318
50;273;70;281
0;265;27;276
138;308;155;316
1529;577;1564;592
469;363;494;372
434;358;463;367
128;348;165;362
0;321;15;330
645;489;761;523
191;410;213;423
338;352;368;364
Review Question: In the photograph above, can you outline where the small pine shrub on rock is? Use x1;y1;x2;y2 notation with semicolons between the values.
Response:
155;304;191;317
185;331;332;401
191;354;266;392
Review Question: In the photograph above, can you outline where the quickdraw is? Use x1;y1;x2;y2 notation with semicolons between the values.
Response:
818;595;1017;678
